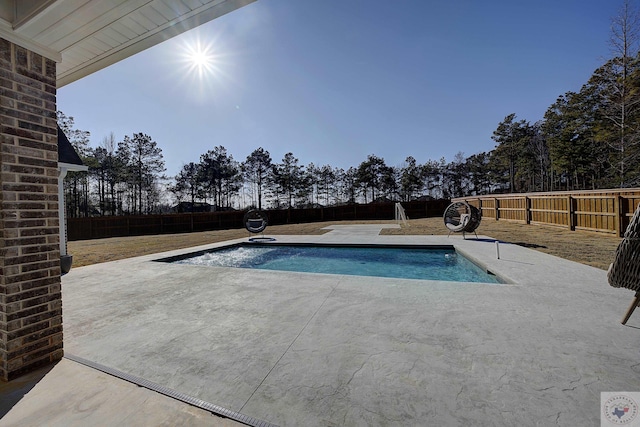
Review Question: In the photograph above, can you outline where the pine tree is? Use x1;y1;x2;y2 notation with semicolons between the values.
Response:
242;148;272;210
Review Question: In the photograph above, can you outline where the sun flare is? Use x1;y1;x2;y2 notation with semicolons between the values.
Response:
189;51;210;67
181;39;218;78
174;33;232;101
189;49;212;68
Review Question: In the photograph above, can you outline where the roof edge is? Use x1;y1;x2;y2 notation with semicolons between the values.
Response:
0;19;62;61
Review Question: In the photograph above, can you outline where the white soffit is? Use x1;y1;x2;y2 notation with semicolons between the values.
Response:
0;0;256;87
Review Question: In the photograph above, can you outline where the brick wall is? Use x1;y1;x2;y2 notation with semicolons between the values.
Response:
0;38;63;381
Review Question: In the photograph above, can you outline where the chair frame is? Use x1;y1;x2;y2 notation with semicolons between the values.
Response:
443;202;481;239
243;209;268;234
608;203;640;324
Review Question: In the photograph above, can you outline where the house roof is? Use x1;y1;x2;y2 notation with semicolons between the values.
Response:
0;0;255;87
58;125;87;170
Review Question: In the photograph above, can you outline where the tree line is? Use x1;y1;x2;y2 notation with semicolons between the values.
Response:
59;1;640;217
491;0;640;192
59;111;166;217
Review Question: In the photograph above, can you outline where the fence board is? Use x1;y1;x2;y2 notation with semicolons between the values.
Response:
454;188;640;237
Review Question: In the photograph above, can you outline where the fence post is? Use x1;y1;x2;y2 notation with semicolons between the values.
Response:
614;195;622;237
494;198;499;220
567;196;575;231
525;196;531;224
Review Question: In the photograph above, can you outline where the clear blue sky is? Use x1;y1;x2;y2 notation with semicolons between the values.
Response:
57;0;618;177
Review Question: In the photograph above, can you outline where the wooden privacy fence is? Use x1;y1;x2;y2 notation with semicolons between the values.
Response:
453;189;640;237
67;199;450;241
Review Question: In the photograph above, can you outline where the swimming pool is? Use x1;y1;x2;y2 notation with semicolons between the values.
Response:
161;243;501;283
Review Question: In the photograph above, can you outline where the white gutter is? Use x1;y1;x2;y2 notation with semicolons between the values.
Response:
58;162;88;256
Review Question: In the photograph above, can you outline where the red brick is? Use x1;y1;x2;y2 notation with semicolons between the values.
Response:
5;304;48;323
29;52;43;74
14;46;27;68
1;38;61;381
4;269;49;285
4;253;48;266
4;237;48;247
18;156;57;168
5;164;45;175
1;86;40;105
21;340;63;363
21;260;59;273
3;183;44;193
18;193;50;201
20;227;59;237
0;38;10;61
1;125;40;140
45;59;55;79
19;277;59;291
2;201;47;210
4;286;50;304
20;175;56;185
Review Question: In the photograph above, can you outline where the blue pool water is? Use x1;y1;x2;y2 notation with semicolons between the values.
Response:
172;244;500;283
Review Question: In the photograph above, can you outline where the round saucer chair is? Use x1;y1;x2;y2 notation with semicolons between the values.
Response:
443;201;482;239
608;203;640;324
243;209;274;241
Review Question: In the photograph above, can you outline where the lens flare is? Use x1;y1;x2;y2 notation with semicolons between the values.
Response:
183;40;217;78
170;31;237;104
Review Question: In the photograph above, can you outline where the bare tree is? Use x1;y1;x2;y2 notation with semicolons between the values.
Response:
601;0;640;186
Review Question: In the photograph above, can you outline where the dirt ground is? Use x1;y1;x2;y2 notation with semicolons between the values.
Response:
67;217;622;271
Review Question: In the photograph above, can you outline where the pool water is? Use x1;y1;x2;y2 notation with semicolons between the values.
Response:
172;244;500;283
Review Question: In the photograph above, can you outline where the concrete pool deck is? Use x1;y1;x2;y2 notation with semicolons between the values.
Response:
2;227;639;426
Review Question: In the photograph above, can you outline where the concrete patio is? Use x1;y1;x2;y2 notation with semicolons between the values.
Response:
1;226;639;426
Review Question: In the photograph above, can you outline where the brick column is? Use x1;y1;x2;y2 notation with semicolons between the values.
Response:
0;38;63;381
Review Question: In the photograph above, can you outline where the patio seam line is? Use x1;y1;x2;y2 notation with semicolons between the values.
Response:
63;354;278;427
238;278;343;413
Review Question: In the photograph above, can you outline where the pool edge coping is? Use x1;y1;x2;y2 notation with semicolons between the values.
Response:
152;239;509;285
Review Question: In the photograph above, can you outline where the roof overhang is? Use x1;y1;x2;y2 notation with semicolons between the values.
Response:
0;0;256;87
